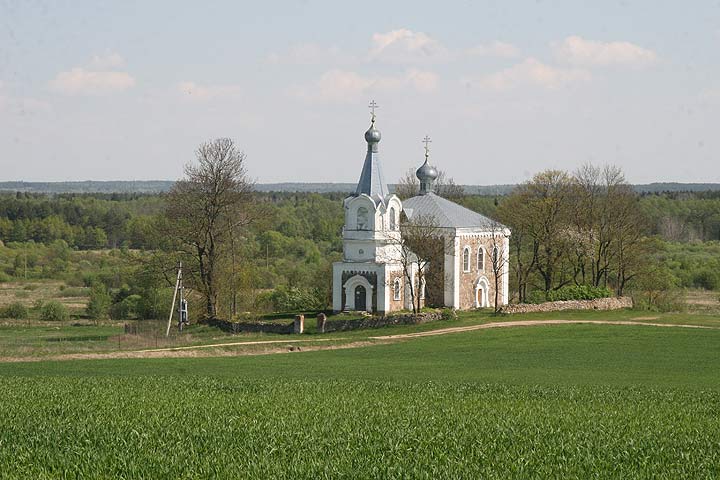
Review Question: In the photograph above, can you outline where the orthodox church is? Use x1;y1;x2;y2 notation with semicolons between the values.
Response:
332;111;510;313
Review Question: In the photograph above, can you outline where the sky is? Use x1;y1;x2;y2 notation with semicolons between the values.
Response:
0;0;718;185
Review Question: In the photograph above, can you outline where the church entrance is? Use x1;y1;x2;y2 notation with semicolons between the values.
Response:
354;285;367;311
476;287;485;308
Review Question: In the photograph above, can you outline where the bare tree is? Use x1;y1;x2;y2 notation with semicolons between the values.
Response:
488;221;510;313
382;213;450;313
394;168;465;201
497;191;537;303
164;138;255;318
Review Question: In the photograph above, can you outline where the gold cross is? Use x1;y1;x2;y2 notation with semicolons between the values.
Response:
368;100;379;124
423;135;432;159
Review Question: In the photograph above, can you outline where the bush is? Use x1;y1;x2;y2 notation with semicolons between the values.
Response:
136;289;172;320
58;287;88;298
632;289;687;313
0;272;12;283
1;302;28;319
528;285;614;304
268;286;325;312
40;301;69;321
693;269;720;290
440;308;457;321
110;294;141;320
86;283;111;320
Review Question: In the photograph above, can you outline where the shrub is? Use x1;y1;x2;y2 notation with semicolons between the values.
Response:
1;302;28;319
86;283;111;320
440;308;457;321
0;272;12;283
632;289;687;313
268;286;325;312
527;285;614;304
136;289;172;320
693;269;720;290
40;301;69;321
58;287;88;298
110;294;141;320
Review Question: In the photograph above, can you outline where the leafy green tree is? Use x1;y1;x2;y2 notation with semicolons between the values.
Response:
86;283;111;321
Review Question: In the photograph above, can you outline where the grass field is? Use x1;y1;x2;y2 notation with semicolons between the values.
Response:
2;321;720;478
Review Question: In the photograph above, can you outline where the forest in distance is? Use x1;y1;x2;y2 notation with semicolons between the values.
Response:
2;180;720;195
0;173;719;322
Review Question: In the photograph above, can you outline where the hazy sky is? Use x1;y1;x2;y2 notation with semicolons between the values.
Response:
1;0;718;184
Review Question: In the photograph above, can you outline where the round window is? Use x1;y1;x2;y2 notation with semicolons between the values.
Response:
359;249;364;255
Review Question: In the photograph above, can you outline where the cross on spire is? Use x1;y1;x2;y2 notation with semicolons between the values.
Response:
368;100;379;124
423;135;432;160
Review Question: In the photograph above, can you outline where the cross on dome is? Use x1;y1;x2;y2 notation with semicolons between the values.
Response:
423;135;432;160
368;100;379;124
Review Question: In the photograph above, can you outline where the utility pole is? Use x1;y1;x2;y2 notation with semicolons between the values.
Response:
165;262;182;337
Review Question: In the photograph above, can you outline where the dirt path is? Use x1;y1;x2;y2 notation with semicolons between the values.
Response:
1;319;716;363
369;319;717;340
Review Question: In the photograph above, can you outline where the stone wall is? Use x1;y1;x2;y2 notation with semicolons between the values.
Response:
387;271;405;312
202;310;453;335
458;235;501;310
323;311;446;333
201;318;294;334
500;296;633;314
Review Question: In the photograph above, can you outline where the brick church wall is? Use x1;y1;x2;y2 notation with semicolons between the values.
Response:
458;235;503;310
387;271;405;312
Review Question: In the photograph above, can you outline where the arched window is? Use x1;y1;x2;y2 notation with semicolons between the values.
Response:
477;247;485;272
356;207;369;230
492;246;499;266
419;278;426;299
462;247;471;272
389;207;396;230
393;278;402;301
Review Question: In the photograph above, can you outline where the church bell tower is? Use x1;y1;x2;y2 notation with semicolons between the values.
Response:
332;102;404;313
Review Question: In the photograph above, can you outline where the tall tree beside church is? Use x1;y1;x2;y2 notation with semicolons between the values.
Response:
388;213;449;313
488;220;510;313
497;190;537;303
506;170;574;297
164;138;255;318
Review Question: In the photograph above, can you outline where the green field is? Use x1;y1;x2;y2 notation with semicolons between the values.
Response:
2;321;720;478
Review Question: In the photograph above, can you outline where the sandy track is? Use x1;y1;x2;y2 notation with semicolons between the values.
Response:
369;319;717;340
1;319;716;363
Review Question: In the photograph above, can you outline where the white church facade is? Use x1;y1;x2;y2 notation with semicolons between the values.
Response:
332;113;510;314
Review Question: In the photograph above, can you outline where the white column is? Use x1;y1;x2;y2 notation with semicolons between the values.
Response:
332;263;343;312
502;236;510;305
378;266;388;313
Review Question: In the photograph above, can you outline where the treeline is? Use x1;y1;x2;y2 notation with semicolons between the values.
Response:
0;193;164;249
640;193;720;242
2;177;720;317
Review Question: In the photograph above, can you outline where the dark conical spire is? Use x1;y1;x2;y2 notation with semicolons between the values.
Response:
355;104;389;201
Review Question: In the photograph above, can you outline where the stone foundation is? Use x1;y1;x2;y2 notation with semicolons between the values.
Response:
500;296;633;314
201;310;455;335
323;311;449;333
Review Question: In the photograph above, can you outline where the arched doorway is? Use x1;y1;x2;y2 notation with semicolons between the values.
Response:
474;277;490;308
354;285;367;311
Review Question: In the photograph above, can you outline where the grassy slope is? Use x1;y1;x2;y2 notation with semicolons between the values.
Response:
2;324;719;388
2;322;720;478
